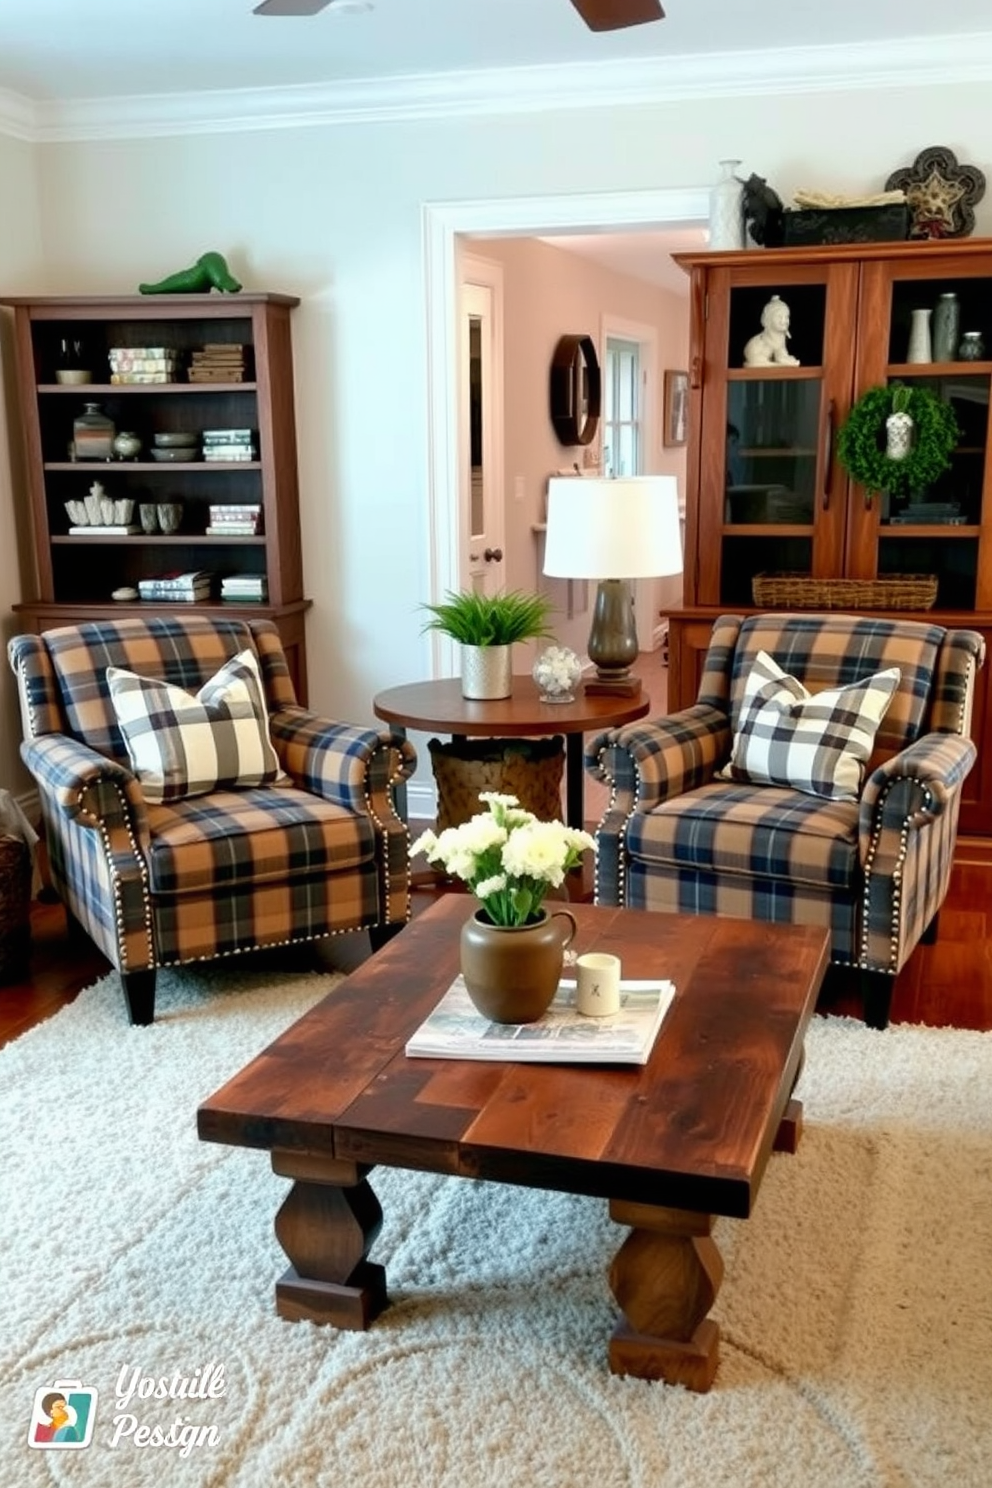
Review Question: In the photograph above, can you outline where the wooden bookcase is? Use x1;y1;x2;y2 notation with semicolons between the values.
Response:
0;292;310;701
669;238;992;838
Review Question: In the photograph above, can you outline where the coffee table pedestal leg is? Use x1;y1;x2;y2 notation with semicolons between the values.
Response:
607;1200;725;1392
271;1150;388;1330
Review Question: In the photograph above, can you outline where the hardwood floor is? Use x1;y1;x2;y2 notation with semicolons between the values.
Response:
3;645;990;1045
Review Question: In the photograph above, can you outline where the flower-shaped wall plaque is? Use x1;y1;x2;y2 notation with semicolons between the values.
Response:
885;145;986;240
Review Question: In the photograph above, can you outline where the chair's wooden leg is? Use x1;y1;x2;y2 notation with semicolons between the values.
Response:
921;911;940;945
121;969;156;1026
859;970;893;1030
368;922;405;954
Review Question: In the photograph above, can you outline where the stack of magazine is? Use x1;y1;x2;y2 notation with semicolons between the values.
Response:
405;976;675;1066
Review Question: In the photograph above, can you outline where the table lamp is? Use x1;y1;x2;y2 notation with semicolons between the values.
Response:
543;475;682;696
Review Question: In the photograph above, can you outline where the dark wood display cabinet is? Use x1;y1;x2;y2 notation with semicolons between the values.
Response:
0;293;311;701
669;238;992;840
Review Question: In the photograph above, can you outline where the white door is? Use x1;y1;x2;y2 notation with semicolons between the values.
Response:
460;259;505;597
602;315;661;647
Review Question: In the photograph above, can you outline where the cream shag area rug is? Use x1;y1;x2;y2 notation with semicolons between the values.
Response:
2;962;991;1487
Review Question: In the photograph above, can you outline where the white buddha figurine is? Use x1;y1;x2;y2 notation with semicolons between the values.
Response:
743;295;801;367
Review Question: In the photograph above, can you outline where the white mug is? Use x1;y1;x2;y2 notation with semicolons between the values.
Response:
575;952;621;1017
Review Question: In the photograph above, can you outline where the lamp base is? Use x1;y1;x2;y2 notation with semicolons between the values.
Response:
584;674;643;697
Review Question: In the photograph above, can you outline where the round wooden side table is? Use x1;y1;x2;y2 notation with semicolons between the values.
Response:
373;675;650;829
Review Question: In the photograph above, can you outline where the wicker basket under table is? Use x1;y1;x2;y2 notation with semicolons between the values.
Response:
428;736;565;831
752;573;938;611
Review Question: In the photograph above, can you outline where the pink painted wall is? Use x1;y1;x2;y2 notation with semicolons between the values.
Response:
469;234;687;657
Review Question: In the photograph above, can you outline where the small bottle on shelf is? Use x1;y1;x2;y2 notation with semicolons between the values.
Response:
72;402;115;460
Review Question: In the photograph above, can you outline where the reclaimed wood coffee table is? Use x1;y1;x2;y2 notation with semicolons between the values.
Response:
198;896;829;1391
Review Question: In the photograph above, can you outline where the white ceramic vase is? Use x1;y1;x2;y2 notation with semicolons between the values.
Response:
461;644;512;700
907;308;933;364
709;159;746;251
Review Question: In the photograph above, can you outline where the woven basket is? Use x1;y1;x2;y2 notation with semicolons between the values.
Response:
0;834;31;985
752;573;938;611
428;736;564;832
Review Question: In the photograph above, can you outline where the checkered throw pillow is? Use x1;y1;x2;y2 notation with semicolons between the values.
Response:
107;648;282;803
718;650;901;801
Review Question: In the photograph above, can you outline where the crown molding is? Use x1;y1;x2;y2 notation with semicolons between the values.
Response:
6;31;992;143
0;86;40;142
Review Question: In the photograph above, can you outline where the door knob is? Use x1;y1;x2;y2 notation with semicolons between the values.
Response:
484;547;503;562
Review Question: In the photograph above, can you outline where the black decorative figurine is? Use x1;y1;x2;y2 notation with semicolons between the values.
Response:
742;174;785;247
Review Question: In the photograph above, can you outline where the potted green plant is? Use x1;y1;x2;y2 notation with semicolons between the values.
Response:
421;589;554;699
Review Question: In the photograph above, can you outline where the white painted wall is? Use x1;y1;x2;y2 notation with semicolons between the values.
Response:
0;81;990;804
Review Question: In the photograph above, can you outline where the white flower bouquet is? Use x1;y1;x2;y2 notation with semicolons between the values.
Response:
532;644;582;702
411;792;596;927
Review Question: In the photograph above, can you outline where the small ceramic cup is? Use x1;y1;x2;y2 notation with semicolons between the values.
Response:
156;502;182;534
575;952;621;1017
139;503;159;534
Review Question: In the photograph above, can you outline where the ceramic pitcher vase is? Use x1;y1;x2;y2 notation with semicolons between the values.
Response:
460;907;577;1023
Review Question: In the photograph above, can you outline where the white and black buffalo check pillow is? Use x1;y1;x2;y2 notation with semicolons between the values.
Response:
719;649;901;801
107;648;282;804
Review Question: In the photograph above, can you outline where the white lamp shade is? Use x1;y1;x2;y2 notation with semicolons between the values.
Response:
543;475;683;580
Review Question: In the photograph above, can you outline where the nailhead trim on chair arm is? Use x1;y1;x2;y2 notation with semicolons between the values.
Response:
859;731;976;841
22;734;148;834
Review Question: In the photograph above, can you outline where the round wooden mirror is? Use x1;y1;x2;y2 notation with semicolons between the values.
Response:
549;334;601;447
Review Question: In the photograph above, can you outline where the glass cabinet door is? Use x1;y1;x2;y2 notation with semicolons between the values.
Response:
848;256;992;610
691;262;858;606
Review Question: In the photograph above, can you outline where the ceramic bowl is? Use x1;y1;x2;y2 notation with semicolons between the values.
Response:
55;369;93;385
151;446;197;463
153;432;199;448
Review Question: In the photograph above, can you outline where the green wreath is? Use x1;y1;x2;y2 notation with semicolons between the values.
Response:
836;383;959;497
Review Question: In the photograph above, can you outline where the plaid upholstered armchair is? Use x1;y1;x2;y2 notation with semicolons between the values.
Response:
586;613;984;1029
9;615;415;1025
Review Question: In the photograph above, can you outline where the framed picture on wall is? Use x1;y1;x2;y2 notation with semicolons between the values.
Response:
664;369;689;448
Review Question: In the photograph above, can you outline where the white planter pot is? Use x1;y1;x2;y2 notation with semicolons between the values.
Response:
461;644;511;700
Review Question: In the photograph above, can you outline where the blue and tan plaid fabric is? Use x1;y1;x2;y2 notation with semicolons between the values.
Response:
588;612;984;978
9;615;416;985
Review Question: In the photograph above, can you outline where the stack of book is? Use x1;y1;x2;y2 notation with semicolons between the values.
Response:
206;504;263;536
108;346;180;385
137;570;213;603
221;574;267;604
202;428;256;462
188;344;247;383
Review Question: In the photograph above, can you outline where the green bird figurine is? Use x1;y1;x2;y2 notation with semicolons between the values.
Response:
138;251;242;295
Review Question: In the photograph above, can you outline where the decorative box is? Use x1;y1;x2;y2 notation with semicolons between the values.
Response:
782;205;911;247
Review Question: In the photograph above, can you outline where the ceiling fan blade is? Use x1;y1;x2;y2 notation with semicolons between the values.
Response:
570;0;664;30
253;0;333;15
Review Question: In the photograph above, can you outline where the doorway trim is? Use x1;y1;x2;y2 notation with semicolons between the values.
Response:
460;253;506;604
422;186;708;675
